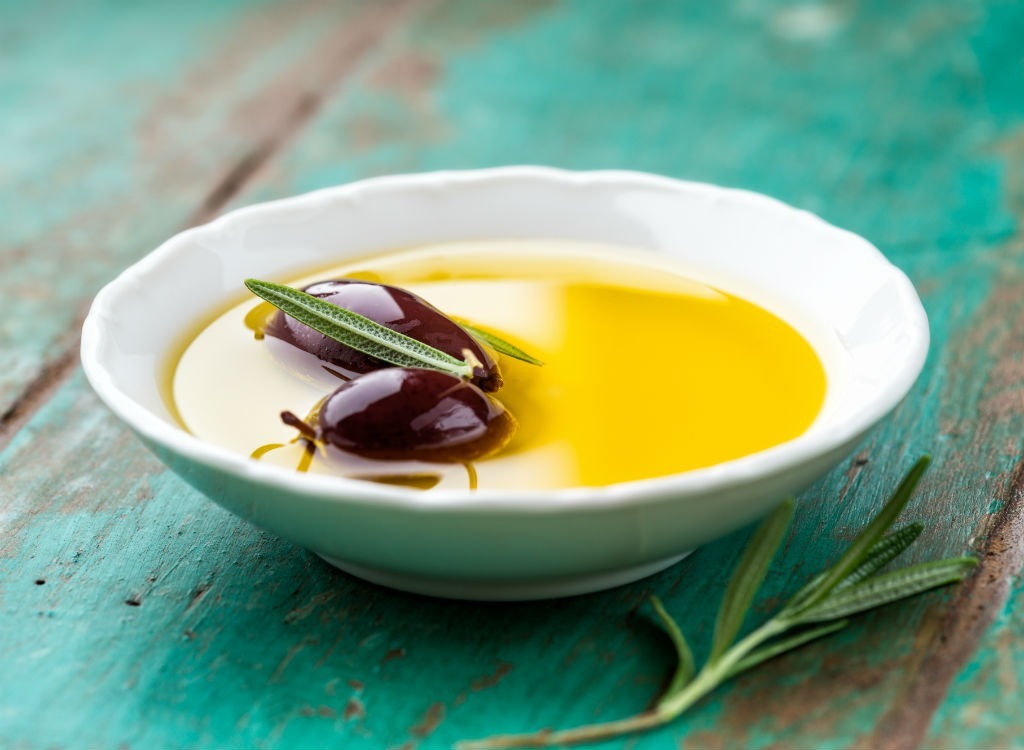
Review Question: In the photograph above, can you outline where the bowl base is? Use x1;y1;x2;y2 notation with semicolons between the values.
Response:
317;552;691;601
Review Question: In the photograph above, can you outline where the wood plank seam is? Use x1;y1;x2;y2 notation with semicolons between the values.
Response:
0;329;82;456
0;0;430;456
185;95;319;228
186;0;431;227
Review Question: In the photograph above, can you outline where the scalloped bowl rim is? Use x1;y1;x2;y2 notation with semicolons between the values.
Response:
81;166;929;515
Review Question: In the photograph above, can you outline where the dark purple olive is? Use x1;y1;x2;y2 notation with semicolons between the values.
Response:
310;368;515;462
265;279;502;391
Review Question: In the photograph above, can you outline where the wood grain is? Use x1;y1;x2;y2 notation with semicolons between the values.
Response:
1;1;1023;748
0;0;426;432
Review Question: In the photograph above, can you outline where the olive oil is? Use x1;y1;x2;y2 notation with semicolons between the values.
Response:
171;240;827;490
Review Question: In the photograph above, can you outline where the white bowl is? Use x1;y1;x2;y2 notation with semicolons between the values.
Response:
81;167;928;600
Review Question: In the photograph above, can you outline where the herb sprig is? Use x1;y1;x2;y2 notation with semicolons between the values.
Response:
459;322;545;366
245;279;474;378
244;279;543;374
459;456;976;749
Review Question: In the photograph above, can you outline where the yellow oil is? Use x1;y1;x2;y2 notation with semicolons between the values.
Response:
170;240;826;490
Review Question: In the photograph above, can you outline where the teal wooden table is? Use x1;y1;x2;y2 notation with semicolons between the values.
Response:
3;1;1023;748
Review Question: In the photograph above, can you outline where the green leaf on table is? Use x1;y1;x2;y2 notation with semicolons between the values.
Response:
834;523;923;591
726;619;849;677
787;523;923;610
798;557;976;623
458;457;974;750
710;499;794;660
785;456;931;615
650;595;695;692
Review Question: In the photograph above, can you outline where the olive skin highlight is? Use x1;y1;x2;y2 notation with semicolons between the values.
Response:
295;368;516;463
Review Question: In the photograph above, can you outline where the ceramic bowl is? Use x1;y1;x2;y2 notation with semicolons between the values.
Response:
81;167;928;600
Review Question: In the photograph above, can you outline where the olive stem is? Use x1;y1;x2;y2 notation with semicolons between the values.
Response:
281;411;317;441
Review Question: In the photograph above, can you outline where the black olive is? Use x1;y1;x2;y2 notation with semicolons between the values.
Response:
308;368;516;463
265;279;502;391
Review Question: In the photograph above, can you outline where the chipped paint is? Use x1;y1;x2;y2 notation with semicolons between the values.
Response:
409;702;445;739
471;661;514;692
2;1;1024;749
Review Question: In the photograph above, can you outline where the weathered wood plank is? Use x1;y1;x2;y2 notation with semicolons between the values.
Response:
912;245;1024;748
221;0;1024;744
0;0;425;429
227;0;1018;256
2;0;1023;748
0;243;1016;749
0;375;667;749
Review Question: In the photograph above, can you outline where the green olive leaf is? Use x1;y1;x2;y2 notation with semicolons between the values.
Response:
244;279;473;379
710;499;794;660
458;457;975;750
650;595;696;693
796;557;976;623
459;322;545;366
784;456;932;616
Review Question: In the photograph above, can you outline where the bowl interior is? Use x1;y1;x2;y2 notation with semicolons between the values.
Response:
80;167;930;598
83;167;928;504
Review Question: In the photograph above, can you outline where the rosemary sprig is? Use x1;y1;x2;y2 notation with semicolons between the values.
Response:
244;279;473;379
459;322;545;366
459;456;976;750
